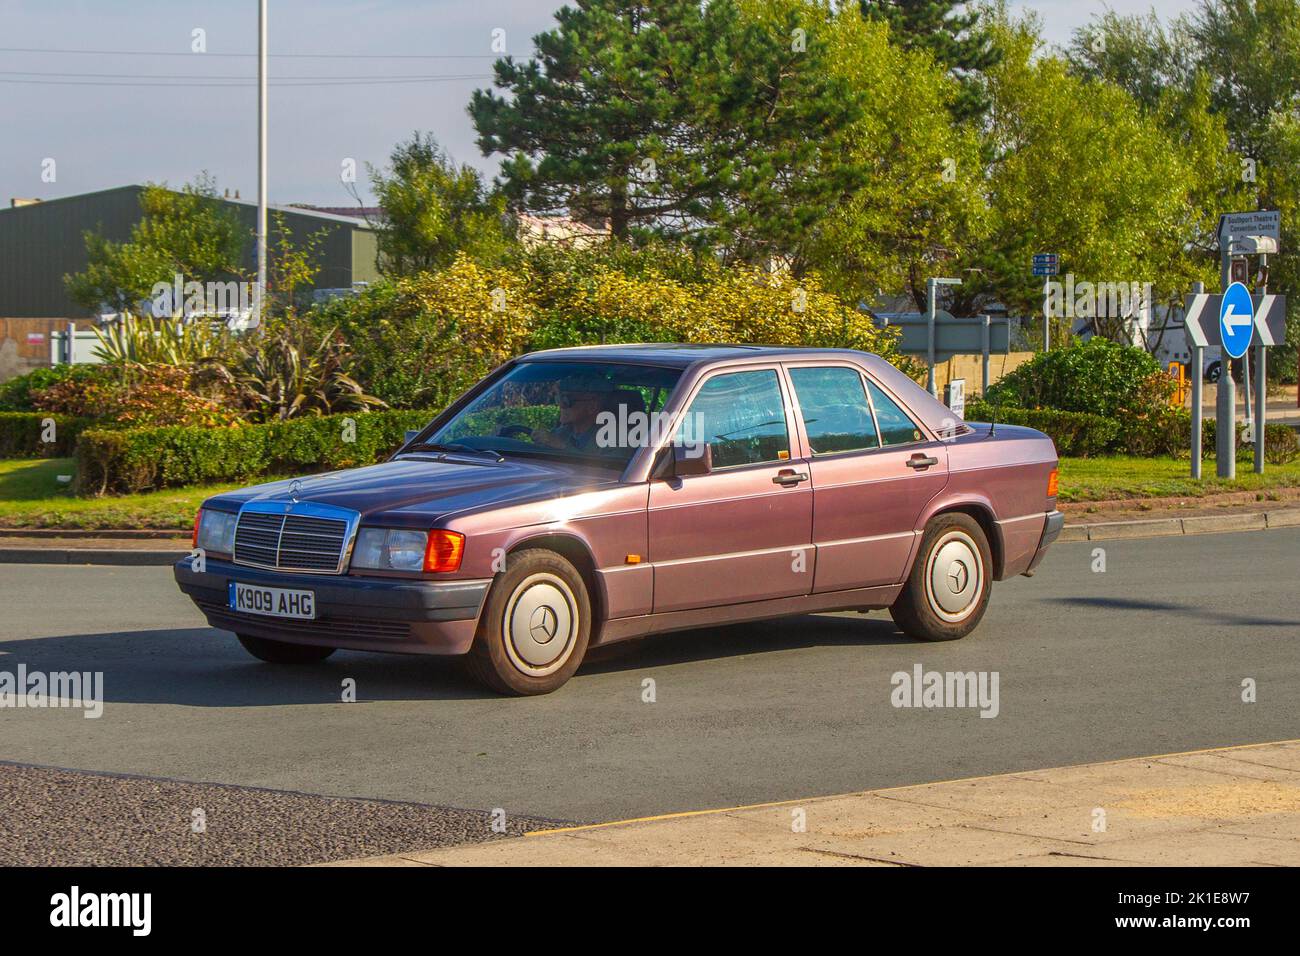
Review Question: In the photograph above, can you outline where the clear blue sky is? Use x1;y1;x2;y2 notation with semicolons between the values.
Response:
0;0;1201;207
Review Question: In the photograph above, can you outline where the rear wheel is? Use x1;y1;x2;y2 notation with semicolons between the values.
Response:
890;513;991;642
465;549;591;696
236;633;337;664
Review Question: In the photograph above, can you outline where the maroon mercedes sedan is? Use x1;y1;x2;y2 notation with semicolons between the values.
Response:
176;345;1062;695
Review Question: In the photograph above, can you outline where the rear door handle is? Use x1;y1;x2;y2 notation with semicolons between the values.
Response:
772;469;809;486
906;454;939;470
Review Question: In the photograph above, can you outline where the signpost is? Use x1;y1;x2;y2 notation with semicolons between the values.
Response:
1032;254;1059;351
1218;281;1254;360
1183;289;1285;479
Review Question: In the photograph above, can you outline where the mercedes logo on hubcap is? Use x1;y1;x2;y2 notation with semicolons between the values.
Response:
947;561;969;594
529;605;558;644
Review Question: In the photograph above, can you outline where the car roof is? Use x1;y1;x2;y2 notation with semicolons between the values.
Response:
520;343;865;369
519;343;959;437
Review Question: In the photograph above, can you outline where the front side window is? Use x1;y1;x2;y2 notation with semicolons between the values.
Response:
788;366;880;455
423;361;681;468
867;380;925;446
677;369;790;468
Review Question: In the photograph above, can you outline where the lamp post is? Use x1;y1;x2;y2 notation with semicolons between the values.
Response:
925;277;962;398
255;0;268;327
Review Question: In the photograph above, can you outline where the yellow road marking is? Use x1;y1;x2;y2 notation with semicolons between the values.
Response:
525;737;1300;837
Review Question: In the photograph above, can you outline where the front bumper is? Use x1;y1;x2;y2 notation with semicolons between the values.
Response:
174;557;491;655
1024;510;1064;574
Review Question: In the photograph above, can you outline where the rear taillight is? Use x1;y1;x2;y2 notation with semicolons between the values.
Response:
1047;468;1059;498
423;530;465;573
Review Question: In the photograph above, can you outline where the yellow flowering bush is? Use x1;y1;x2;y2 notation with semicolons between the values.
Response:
318;251;907;408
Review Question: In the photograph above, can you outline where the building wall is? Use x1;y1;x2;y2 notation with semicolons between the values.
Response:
913;351;1037;399
0;318;96;381
0;188;144;318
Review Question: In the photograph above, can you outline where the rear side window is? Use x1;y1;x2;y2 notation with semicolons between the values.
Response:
788;366;880;455
678;369;790;468
867;381;925;446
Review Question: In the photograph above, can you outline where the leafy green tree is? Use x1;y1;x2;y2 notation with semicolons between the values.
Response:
859;0;1001;122
368;132;512;276
470;0;869;263
969;12;1244;347
1068;1;1300;379
1065;10;1194;112
793;7;988;309
66;175;245;313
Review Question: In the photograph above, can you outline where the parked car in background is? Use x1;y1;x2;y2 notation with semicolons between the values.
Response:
176;345;1063;695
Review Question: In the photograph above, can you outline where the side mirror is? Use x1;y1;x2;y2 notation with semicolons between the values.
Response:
404;430;421;444
672;441;712;477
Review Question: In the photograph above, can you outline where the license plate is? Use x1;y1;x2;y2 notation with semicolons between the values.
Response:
228;582;316;620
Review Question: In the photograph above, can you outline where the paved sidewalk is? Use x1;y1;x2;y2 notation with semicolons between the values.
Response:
333;740;1300;866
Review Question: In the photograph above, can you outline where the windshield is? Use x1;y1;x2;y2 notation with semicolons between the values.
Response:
416;361;683;469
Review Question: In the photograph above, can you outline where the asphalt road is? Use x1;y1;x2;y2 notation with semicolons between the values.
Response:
1;530;1297;826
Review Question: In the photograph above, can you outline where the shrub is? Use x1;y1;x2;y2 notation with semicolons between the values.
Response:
964;401;1121;457
313;249;913;409
206;319;386;422
74;409;436;495
967;399;1299;463
0;412;93;457
0;364;112;412
311;256;534;410
983;338;1171;418
1202;419;1299;465
30;363;242;428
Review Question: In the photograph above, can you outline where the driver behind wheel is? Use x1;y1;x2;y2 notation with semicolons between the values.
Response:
532;373;614;452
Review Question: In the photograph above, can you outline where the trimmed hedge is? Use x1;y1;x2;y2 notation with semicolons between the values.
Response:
967;401;1299;463
1203;418;1300;465
75;409;437;496
964;402;1121;457
0;412;94;458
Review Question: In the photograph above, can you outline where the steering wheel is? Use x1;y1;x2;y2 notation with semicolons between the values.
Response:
497;424;533;439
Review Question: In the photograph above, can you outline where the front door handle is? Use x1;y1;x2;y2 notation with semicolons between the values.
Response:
906;454;939;470
772;468;809;487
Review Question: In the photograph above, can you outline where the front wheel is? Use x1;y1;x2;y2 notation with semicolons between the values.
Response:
890;513;992;642
236;633;337;664
465;549;592;696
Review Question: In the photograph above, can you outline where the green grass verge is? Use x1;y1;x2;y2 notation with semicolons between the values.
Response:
0;458;249;530
1057;455;1300;503
2;454;1299;530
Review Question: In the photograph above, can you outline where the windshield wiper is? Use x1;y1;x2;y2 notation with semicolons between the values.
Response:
406;442;505;463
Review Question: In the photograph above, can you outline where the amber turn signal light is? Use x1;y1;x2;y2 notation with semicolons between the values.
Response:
191;510;202;549
424;529;465;573
1047;468;1059;498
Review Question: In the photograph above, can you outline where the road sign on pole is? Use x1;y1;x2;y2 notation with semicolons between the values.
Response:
1218;210;1281;247
1218;281;1254;359
1031;253;1059;276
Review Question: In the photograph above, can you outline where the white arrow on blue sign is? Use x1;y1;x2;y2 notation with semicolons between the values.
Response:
1218;281;1254;359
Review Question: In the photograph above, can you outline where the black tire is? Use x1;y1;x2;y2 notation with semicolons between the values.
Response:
236;633;337;664
890;512;992;642
465;549;592;696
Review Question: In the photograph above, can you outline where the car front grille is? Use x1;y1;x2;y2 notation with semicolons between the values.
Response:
233;505;355;574
198;602;410;642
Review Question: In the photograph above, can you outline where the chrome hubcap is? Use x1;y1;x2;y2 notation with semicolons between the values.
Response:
925;531;982;622
503;573;578;677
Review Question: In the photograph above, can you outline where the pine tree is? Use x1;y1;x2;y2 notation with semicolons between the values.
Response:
859;0;1000;123
470;0;868;261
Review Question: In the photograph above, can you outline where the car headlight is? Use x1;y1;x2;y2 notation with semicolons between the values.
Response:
350;529;464;573
195;508;238;554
